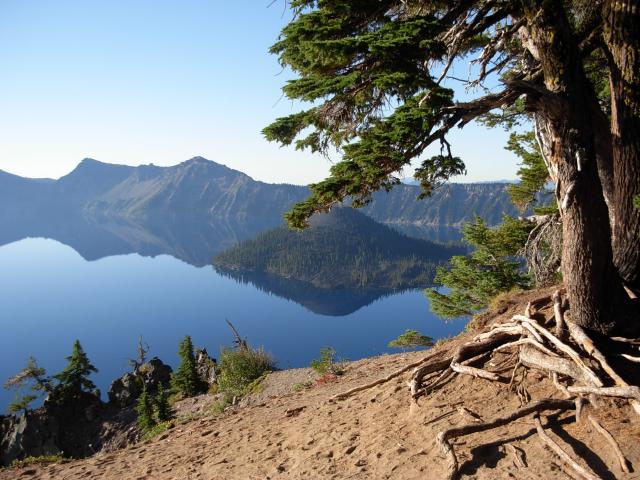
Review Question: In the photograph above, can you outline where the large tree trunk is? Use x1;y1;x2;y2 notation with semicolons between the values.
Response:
522;1;632;334
603;0;640;294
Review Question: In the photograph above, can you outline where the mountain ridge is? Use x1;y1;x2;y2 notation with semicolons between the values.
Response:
0;157;519;239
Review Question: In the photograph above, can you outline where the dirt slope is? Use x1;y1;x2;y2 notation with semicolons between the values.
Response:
4;289;639;479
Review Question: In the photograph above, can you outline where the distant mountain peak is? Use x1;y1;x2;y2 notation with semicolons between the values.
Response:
76;158;109;168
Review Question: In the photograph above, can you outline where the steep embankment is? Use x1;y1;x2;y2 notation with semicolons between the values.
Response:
5;288;638;480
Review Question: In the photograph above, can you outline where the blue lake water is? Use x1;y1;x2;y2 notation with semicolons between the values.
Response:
0;234;466;411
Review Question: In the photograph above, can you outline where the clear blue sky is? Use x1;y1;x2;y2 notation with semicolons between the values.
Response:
0;0;519;185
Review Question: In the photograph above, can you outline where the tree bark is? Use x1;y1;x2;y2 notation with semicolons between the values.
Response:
521;0;632;334
603;0;640;294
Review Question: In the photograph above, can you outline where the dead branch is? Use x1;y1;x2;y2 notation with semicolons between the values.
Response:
534;415;601;480
225;319;248;350
587;414;630;473
437;399;574;480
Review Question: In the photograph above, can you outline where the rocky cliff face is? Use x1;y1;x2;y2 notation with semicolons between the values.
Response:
0;157;517;236
0;353;219;466
0;393;137;467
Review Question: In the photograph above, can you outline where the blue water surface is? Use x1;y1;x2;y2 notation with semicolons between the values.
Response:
0;238;466;411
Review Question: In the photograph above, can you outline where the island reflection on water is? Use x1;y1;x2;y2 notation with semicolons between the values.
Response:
0;212;467;410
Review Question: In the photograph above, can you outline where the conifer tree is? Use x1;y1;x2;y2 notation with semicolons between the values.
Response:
8;394;37;416
171;336;204;397
426;217;533;318
4;356;52;414
266;0;640;334
52;340;98;403
153;384;172;422
136;386;155;432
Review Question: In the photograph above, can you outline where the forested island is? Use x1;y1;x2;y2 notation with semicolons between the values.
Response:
214;208;463;290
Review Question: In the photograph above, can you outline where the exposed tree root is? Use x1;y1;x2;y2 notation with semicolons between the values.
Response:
506;443;527;468
587;414;630;474
436;399;574;480
328;352;444;402
328;290;638;477
534;415;601;480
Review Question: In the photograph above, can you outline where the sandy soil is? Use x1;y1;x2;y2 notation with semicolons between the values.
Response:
3;289;639;479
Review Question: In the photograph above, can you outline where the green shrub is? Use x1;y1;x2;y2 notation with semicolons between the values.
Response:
209;392;235;414
141;420;175;442
11;454;64;468
388;329;433;350
217;346;275;398
292;381;313;392
310;347;345;375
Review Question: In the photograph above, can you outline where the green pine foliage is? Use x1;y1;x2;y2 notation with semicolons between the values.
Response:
136;386;156;432
153;385;172;423
505;132;556;214
388;329;434;350
3;356;52;414
424;127;558;318
171;336;205;398
51;340;98;404
426;216;533;318
8;395;38;415
263;2;468;229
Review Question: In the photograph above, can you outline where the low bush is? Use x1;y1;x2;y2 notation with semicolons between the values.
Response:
310;347;345;376
292;381;313;392
217;346;275;398
10;454;65;468
140;420;175;442
388;329;433;350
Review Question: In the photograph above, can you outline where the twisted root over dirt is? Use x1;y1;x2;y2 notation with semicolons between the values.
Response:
330;290;639;480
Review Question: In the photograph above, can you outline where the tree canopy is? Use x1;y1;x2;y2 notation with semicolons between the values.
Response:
266;0;640;334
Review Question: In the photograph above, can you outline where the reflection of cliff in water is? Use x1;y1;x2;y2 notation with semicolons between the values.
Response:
215;267;411;316
0;211;282;267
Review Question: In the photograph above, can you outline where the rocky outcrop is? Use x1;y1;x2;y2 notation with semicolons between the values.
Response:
108;373;141;409
0;392;137;467
195;349;217;386
108;357;172;408
0;412;60;465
